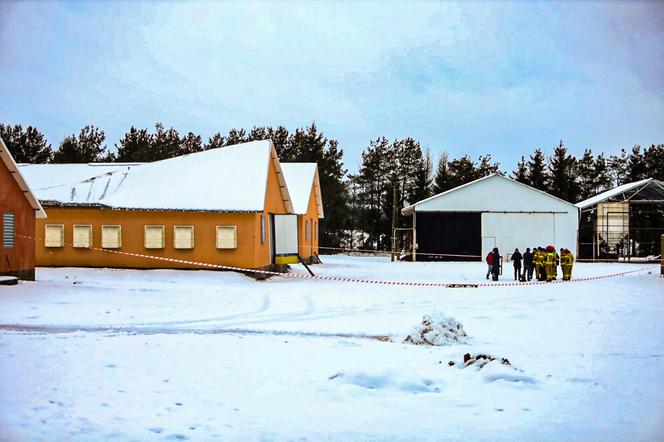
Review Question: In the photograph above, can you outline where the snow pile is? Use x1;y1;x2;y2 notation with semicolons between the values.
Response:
403;311;468;346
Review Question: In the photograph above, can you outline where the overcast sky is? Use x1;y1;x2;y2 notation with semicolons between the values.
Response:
1;1;663;172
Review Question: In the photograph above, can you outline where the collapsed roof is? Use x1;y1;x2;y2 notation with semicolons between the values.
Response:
576;178;664;210
19;140;294;213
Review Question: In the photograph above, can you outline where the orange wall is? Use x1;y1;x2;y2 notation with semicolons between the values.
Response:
298;185;320;259
36;209;266;269
0;158;36;279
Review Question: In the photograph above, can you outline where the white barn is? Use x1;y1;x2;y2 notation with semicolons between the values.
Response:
401;174;579;261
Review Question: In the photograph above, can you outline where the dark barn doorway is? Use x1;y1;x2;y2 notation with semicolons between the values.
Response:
416;212;481;261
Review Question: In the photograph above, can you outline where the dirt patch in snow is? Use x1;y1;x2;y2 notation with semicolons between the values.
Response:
403;312;468;346
448;353;511;369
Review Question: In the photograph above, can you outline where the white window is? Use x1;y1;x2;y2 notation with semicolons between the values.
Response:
3;212;15;248
102;225;122;249
73;225;93;248
174;226;194;249
216;226;237;249
144;225;165;249
45;224;65;248
260;215;266;244
304;220;309;241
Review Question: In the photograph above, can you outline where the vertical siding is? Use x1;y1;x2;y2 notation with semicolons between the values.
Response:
257;157;290;265
298;185;320;260
0;158;36;279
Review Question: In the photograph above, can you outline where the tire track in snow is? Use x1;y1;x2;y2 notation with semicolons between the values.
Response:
0;323;391;341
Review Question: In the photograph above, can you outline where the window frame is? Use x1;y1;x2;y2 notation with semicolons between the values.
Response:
44;224;65;248
72;224;93;248
216;225;238;250
101;225;122;249
144;225;165;249
173;225;195;250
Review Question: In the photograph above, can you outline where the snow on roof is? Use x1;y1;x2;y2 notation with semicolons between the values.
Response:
575;178;653;209
0;137;46;218
280;163;324;218
19;140;294;213
402;173;577;215
18;163;139;205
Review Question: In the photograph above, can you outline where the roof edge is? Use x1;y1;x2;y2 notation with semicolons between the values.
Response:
0;137;47;218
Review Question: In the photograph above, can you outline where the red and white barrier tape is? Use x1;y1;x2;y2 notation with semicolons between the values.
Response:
312;245;659;263
310;245;482;258
19;234;658;288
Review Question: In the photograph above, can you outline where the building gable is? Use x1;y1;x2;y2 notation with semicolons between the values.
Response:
0;137;46;218
405;174;576;214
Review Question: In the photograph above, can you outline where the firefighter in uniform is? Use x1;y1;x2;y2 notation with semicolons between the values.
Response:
545;245;557;282
535;247;545;281
561;248;575;281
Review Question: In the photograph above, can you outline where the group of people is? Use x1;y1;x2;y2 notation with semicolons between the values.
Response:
485;246;575;282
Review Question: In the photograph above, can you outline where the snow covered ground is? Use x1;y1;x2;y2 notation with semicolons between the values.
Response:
1;256;663;441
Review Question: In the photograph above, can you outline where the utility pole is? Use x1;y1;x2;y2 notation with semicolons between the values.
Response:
391;180;398;262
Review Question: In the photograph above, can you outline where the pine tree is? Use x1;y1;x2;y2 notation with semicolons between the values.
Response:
643;144;664;181
225;128;248;146
288;123;350;247
477;154;501;177
447;155;478;188
547;140;578;201
625;145;647;182
411;147;433;204
576;149;596;201
152;123;181;160
53;125;112;163
0;123;53;163
267;126;291;159
593;153;612;193
248;126;268;141
205;132;226;150
354;137;390;248
527;148;547;191
115;127;153;162
609;148;628;186
512;155;529;184
180;132;203;155
433;152;450;193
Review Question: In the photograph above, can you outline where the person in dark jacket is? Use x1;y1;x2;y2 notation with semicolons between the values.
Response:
512;248;523;280
523;248;534;281
491;247;501;281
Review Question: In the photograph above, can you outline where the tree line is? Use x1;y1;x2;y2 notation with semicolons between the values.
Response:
2;122;663;249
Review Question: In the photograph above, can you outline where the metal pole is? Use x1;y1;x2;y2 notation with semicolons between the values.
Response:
412;211;417;262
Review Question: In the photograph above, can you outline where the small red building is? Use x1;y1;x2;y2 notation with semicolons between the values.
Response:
0;137;46;280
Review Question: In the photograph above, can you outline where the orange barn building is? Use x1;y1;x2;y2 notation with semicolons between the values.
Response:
281;163;323;263
20;140;308;271
0;137;47;280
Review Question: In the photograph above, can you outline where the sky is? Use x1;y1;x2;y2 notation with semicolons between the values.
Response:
1;1;663;172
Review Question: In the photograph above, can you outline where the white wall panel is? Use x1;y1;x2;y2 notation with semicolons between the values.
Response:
274;215;298;256
481;212;577;258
